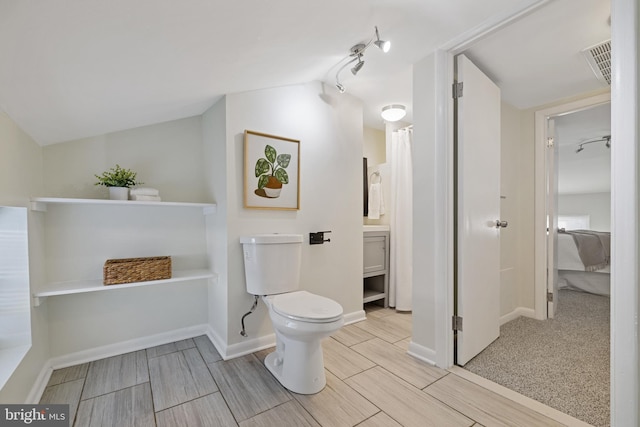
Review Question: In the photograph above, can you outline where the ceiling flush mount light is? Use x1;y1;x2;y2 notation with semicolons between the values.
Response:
575;135;611;153
381;104;406;122
335;26;390;93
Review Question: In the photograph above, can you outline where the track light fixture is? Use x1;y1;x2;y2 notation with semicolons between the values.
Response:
335;26;390;93
575;135;611;153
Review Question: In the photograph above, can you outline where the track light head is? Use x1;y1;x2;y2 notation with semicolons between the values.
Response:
336;82;345;93
575;145;584;153
605;135;611;148
351;59;365;75
374;26;391;53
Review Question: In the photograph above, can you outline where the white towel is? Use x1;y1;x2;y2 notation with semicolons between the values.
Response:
367;182;385;219
130;195;162;202
130;187;160;196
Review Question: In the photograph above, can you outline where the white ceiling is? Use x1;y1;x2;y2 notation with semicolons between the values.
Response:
463;0;611;109
0;0;610;146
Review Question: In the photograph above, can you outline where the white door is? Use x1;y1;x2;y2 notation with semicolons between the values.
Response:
456;54;503;366
546;119;559;318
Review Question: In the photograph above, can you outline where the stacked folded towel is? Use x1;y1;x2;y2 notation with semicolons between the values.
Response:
129;187;161;202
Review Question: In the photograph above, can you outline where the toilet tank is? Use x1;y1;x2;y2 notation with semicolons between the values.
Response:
240;234;303;295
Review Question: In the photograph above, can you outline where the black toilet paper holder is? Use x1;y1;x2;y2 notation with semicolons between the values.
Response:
310;231;331;245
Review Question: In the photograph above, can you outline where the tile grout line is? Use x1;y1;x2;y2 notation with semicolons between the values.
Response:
200;347;243;426
417;372;480;424
73;366;90;427
144;348;158;427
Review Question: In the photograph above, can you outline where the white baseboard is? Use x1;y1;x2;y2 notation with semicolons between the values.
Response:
344;309;366;325
407;341;437;366
28;324;210;403
209;309;366;361
500;307;536;325
26;308;368;402
218;330;276;361
25;362;53;404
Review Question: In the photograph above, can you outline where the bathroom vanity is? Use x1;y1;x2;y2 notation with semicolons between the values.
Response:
363;225;389;307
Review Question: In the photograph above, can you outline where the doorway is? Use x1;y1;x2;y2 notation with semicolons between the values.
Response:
454;2;608;424
416;0;638;425
461;97;612;426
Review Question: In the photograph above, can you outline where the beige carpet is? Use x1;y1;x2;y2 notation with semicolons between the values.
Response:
464;289;610;427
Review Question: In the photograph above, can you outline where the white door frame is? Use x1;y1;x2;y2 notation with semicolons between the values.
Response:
609;0;638;423
533;92;611;321
429;0;638;424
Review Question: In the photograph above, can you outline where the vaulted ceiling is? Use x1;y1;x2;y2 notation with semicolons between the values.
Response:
0;0;609;146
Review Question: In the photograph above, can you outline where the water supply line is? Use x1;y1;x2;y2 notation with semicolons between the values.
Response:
240;295;259;337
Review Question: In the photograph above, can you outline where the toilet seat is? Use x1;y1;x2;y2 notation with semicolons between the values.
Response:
269;291;343;323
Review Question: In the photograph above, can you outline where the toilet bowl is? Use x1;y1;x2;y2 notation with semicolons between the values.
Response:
239;234;344;394
262;291;343;394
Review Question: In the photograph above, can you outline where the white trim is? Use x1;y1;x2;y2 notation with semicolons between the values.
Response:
343;309;367;325
434;48;455;369
205;324;231;359
449;366;593;427
28;324;210;403
217;330;276;361
48;324;209;369
25;362;53;404
407;341;437;366
209;309;366;361
533;92;611;320
440;0;551;53
500;307;536;325
610;0;639;424
26;308;365;402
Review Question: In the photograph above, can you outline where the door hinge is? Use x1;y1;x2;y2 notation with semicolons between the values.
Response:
452;315;463;331
547;137;554;148
452;82;464;99
547;292;554;302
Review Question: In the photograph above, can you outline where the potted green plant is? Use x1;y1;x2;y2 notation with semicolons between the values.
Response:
95;164;143;200
255;145;290;198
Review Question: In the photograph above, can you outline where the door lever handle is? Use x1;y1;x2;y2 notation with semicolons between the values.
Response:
495;220;508;229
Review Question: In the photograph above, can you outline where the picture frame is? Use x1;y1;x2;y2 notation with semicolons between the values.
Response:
244;130;300;210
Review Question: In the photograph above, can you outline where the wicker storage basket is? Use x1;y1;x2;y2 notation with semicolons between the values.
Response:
103;256;171;285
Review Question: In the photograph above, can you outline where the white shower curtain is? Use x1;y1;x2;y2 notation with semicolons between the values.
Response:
389;127;413;311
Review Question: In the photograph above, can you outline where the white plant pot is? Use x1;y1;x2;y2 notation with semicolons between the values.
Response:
264;187;282;198
109;187;129;200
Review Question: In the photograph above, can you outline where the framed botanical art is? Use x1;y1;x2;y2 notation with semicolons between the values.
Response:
244;130;300;210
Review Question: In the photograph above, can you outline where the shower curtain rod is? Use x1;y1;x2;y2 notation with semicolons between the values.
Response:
393;124;413;131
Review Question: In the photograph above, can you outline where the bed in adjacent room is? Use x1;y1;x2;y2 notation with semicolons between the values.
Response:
557;229;610;296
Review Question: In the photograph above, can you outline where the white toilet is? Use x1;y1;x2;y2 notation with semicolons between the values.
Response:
240;233;344;394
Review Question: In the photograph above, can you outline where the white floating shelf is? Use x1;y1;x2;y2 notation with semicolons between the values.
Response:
32;269;216;306
30;197;217;214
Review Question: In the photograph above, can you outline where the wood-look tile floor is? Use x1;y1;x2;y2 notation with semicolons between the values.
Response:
40;306;570;426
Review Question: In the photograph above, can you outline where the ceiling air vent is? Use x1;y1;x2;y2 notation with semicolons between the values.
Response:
582;40;611;85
